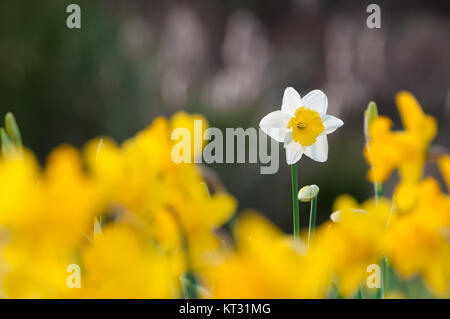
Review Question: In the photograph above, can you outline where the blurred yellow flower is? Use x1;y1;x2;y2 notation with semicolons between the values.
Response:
170;111;209;162
315;197;391;296
0;150;39;228
0;102;447;299
364;91;436;183
203;212;328;298
386;178;450;296
83;112;235;272
438;155;450;192
79;225;183;298
0;146;103;298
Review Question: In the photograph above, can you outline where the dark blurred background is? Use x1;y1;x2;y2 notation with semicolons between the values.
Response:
1;0;449;232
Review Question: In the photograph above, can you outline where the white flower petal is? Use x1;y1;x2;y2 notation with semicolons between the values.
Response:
283;130;293;147
302;90;328;114
330;210;342;222
285;140;304;165
259;110;290;142
304;135;328;162
321;114;344;135
282;87;302;116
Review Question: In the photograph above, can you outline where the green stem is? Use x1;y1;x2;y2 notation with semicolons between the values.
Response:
374;182;383;202
328;281;340;299
357;286;363;299
373;182;387;299
290;164;300;240
381;256;388;299
308;197;317;248
182;271;198;299
169;209;198;299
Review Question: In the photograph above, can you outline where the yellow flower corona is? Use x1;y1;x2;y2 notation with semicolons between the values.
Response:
287;107;324;146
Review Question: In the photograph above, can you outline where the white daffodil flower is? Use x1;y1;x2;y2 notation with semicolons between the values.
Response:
259;87;343;164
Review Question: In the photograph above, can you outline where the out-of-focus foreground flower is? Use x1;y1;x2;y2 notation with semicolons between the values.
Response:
0;112;236;298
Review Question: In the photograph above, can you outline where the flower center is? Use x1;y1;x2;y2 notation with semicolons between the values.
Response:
287;107;324;146
296;121;306;129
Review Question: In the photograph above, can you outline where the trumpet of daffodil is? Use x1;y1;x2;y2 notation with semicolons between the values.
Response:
364;91;437;183
260;87;343;164
202;211;330;298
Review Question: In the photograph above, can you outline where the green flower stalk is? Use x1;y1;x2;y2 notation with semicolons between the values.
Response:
364;102;388;298
291;164;300;241
299;184;319;248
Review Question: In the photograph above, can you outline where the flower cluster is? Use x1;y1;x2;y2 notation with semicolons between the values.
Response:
0;112;236;298
206;91;449;298
0;91;448;298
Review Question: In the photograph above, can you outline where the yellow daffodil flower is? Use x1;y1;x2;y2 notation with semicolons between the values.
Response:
203;212;329;298
0;146;103;298
316;196;391;296
438;155;450;192
386;178;450;296
83;113;236;271
78;225;183;298
364;91;437;183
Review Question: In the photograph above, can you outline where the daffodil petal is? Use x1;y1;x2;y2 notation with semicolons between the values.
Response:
285;140;304;165
304;135;328;162
321;114;344;135
302;90;328;114
283;130;293;147
282;87;302;116
259;110;290;142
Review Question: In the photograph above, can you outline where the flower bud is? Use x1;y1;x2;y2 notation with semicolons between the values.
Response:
364;101;378;141
5;112;22;150
1;127;17;160
298;184;319;202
